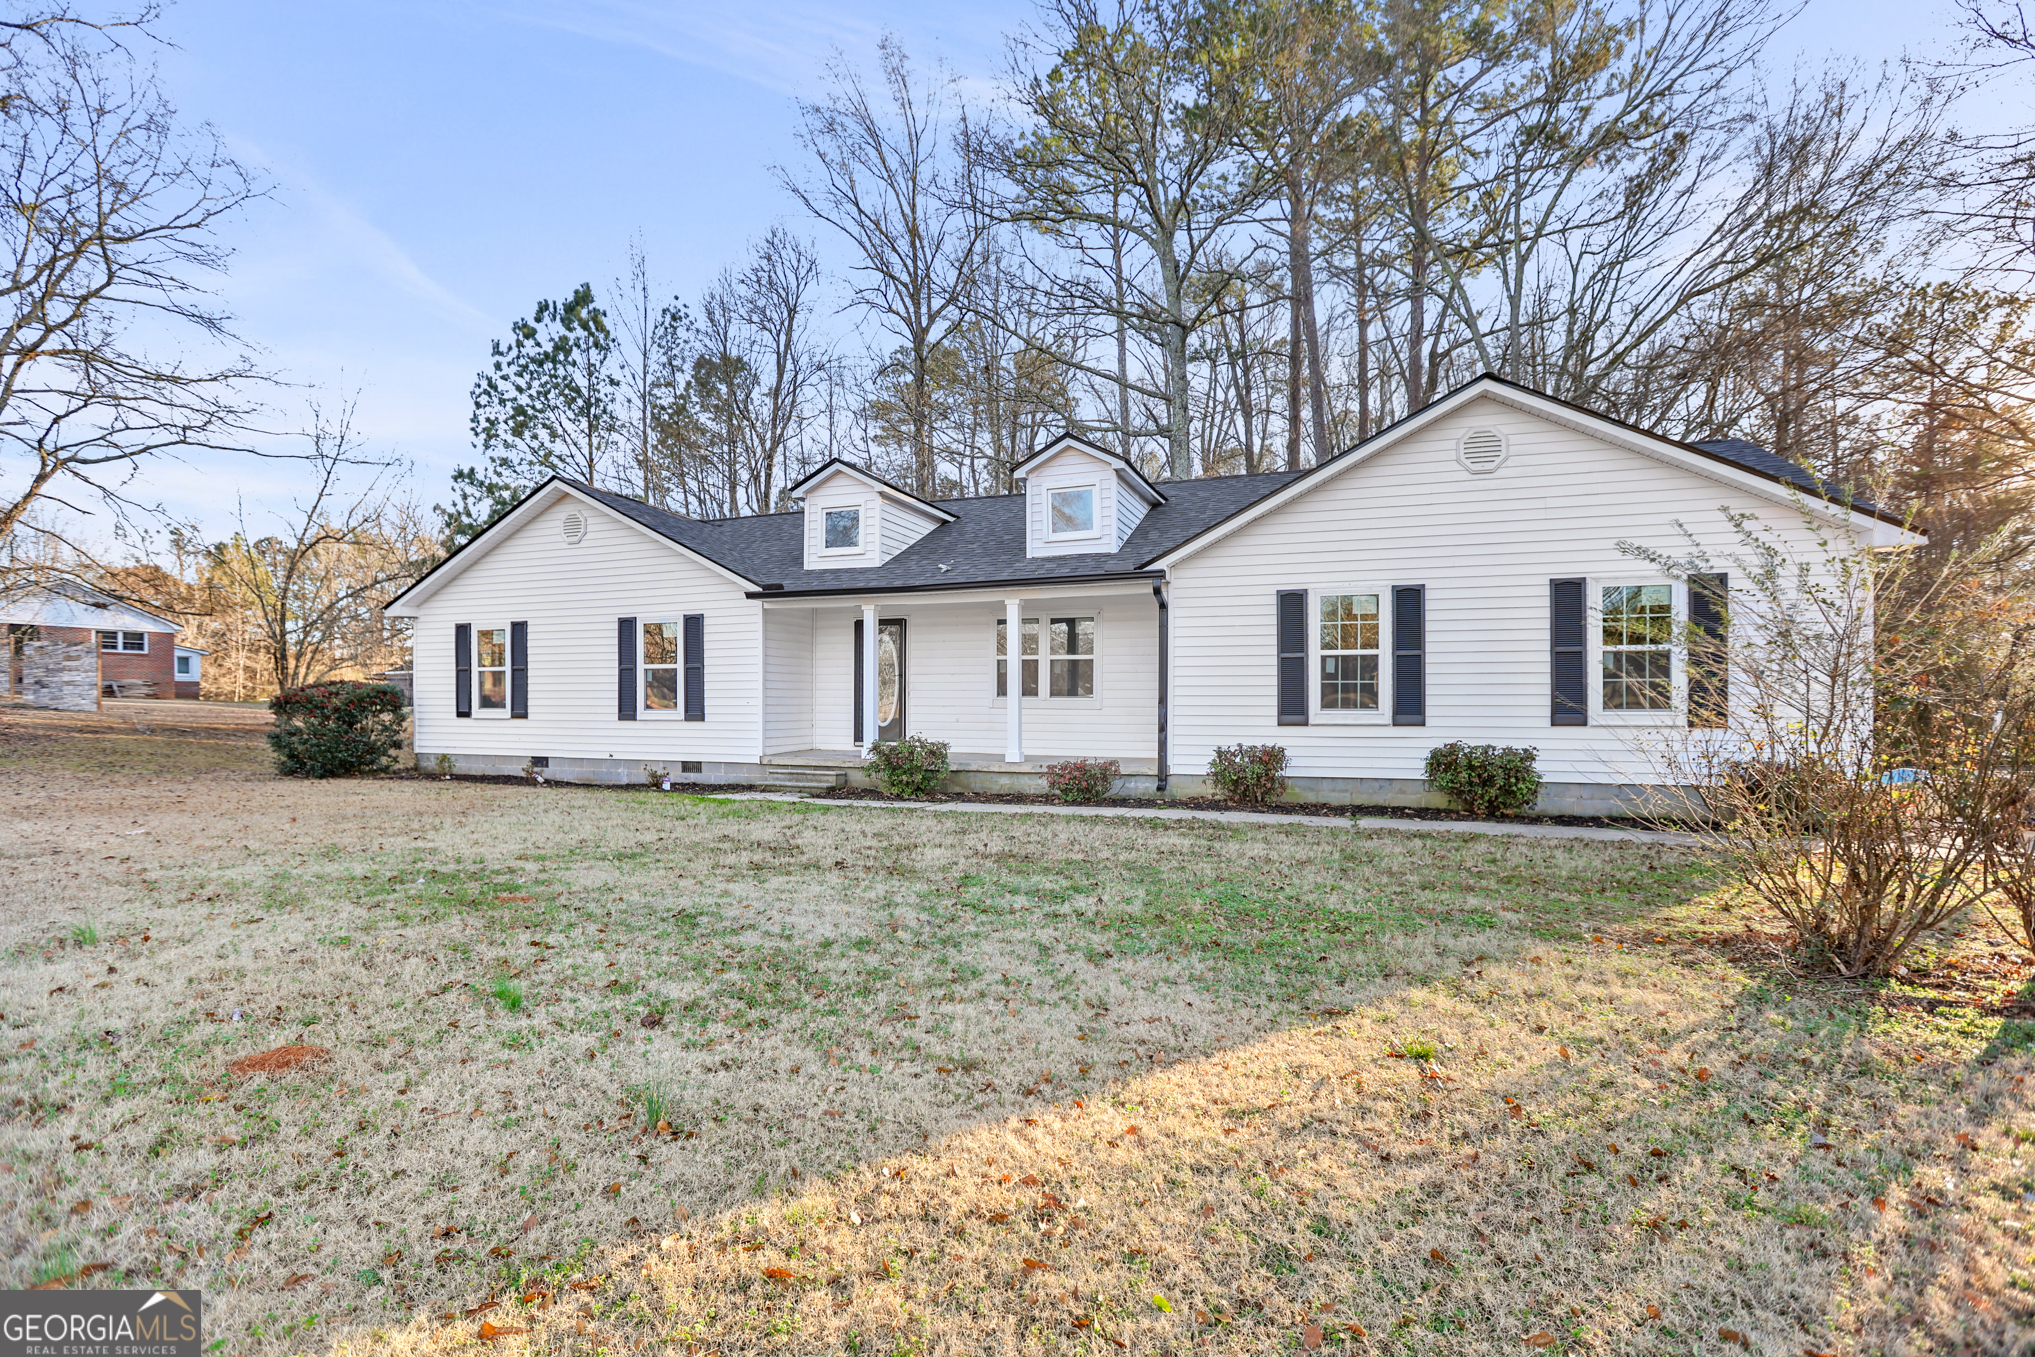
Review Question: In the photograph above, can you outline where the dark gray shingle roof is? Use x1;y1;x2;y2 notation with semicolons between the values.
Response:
566;473;1303;596
1687;438;1886;517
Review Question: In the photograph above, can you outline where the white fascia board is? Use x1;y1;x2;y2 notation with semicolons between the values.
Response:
1149;379;1903;570
383;482;757;617
755;580;1158;609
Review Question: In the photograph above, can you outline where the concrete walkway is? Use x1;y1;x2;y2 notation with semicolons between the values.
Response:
694;789;1698;845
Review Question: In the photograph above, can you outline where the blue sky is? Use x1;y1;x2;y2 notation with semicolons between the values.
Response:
124;0;2021;538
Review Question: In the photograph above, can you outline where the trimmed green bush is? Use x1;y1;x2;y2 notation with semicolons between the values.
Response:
1044;758;1120;803
1207;743;1288;805
1424;741;1542;817
865;735;951;798
267;681;408;778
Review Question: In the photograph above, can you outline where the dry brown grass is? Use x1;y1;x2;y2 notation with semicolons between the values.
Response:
1;705;2031;1357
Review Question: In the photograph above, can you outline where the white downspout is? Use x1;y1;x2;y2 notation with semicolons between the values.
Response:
1005;596;1024;764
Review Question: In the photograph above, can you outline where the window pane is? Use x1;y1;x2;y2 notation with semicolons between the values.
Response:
1022;658;1038;697
825;508;860;549
1050;657;1093;697
996;657;1006;697
1022;618;1037;657
1049;488;1094;534
1320;654;1379;710
478;670;507;709
124;632;146;651
99;632;118;651
1049;617;1093;656
645;667;679;710
1602;585;1673;647
1318;595;1379;652
176;657;190;675
1602;650;1672;710
643;621;679;666
477;628;507;668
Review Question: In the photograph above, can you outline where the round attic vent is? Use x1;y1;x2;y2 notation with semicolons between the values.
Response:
561;510;587;544
1456;427;1509;474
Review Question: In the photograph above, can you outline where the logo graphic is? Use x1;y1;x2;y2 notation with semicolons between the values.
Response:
1;1288;201;1357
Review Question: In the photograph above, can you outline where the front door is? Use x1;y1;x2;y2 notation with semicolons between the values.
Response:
854;618;908;743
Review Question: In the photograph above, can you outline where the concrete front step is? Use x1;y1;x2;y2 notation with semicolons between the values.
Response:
752;768;849;791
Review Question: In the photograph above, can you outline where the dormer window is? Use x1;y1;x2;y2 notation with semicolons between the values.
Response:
823;507;862;551
1049;487;1096;537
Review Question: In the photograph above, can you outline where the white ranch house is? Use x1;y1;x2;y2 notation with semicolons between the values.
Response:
385;375;1917;813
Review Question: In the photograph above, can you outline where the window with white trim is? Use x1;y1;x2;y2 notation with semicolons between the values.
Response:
1601;585;1673;710
823;507;861;550
1048;487;1096;537
1318;594;1380;710
643;620;681;711
475;627;509;710
996;617;1038;697
1048;617;1094;696
175;655;192;676
98;631;147;653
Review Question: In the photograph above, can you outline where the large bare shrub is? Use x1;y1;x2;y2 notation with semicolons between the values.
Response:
1630;508;2035;977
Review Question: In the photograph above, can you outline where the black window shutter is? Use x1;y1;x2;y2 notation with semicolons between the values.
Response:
454;623;472;718
509;621;528;719
1392;585;1426;725
1550;578;1588;725
617;617;637;721
1689;572;1729;728
853;618;864;744
682;614;704;721
1276;589;1308;725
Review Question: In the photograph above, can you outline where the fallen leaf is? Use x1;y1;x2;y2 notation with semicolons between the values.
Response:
1649;1148;1667;1158
464;1302;499;1318
1695;1067;1712;1082
477;1321;528;1341
1021;1259;1052;1271
281;1273;313;1289
1523;1335;1556;1349
16;1038;34;1050
1872;1196;1887;1212
1018;1174;1041;1186
1429;1248;1447;1262
1123;1125;1142;1136
1646;1304;1660;1319
1720;1330;1743;1344
763;1267;795;1282
1302;1321;1324;1349
1152;1294;1172;1312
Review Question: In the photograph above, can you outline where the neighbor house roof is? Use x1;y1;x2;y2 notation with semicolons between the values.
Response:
0;580;180;633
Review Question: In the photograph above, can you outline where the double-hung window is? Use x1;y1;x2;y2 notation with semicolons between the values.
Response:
1318;594;1380;710
642;620;681;711
475;627;509;710
1601;585;1673;711
99;631;147;653
996;617;1038;697
1048;617;1094;696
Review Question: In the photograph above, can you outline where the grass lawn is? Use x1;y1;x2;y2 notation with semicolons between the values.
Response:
3;700;2033;1356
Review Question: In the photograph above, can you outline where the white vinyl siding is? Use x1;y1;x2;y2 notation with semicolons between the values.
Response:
1165;396;1843;787
800;469;945;569
762;607;814;754
410;494;762;764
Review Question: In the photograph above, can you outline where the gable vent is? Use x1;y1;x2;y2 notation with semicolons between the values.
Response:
1456;428;1509;474
561;510;587;544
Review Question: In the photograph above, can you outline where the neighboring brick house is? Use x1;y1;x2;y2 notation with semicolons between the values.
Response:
2;581;181;699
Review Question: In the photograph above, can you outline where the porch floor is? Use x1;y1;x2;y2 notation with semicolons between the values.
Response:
762;748;1158;776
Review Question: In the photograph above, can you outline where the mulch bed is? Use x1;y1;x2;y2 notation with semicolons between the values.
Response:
402;769;1670;831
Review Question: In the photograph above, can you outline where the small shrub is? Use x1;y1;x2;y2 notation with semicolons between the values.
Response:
1402;1038;1439;1062
1424;742;1542;817
431;752;455;777
1044;758;1120;803
490;977;524;1013
268;681;407;778
865;735;950;798
1207;744;1288;805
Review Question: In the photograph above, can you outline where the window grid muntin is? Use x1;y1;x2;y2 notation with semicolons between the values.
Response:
476;626;509;709
1318;593;1380;710
1601;584;1674;710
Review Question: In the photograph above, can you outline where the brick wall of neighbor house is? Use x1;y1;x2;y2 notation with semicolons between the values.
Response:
23;638;99;711
94;630;175;697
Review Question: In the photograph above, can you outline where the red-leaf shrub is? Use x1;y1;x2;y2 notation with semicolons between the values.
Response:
267;680;407;778
1044;758;1120;803
1207;744;1288;804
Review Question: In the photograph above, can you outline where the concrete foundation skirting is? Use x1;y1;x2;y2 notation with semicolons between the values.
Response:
418;750;1673;818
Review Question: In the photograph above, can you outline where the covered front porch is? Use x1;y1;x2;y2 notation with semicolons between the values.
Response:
757;581;1165;790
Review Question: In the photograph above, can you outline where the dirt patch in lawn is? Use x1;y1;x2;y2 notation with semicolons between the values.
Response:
1;715;2030;1356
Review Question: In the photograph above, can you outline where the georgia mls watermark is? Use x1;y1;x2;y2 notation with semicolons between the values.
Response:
1;1290;200;1357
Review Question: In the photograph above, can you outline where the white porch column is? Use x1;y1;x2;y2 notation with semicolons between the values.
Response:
1004;596;1023;765
861;602;879;754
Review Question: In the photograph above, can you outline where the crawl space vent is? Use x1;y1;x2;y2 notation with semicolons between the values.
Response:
1456;428;1508;474
561;510;587;544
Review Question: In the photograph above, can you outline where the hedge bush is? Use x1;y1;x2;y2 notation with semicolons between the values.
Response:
267;681;408;778
865;735;950;798
1044;758;1120;803
1207;743;1288;804
1424;741;1542;817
